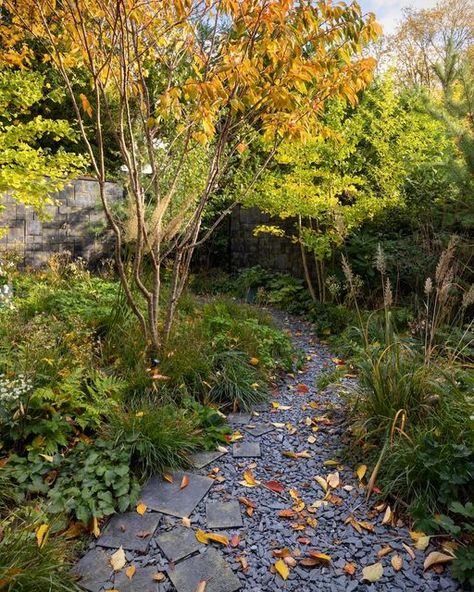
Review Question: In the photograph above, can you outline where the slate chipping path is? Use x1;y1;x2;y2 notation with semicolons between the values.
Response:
75;311;462;592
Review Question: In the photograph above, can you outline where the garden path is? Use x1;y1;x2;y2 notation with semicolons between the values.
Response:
74;312;462;592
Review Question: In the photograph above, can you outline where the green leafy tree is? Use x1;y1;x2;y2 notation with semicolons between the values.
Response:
0;68;86;212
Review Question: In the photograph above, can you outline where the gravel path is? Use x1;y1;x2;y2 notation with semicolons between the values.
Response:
78;311;463;591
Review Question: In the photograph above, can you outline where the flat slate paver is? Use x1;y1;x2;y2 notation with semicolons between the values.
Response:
97;511;161;552
113;565;161;592
232;441;261;458
73;548;112;592
190;450;226;469
156;526;203;562
206;501;243;529
243;423;274;437
167;547;241;592
227;413;251;425
140;471;213;518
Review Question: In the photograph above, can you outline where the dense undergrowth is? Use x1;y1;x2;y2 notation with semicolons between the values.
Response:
193;243;474;587
0;254;296;589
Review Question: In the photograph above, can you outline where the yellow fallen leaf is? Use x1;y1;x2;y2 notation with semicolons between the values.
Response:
314;475;328;492
274;558;289;580
272;401;280;409
110;547;126;571
195;581;207;592
196;529;209;544
423;552;454;571
362;562;384;582
206;532;229;546
230;431;243;442
391;554;403;572
272;422;286;428
307;435;317;444
163;473;174;483
402;543;416;560
409;531;426;541
136;502;147;515
279;405;292;411
243;469;259;486
126;565;136;580
356;464;367;481
249;357;259;366
36;524;49;548
323;460;339;466
309;551;331;562
152;572;166;581
382;505;392;525
415;536;430;551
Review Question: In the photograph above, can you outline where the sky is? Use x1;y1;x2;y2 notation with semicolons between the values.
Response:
358;0;439;34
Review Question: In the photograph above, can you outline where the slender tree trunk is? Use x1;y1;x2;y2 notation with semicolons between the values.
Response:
298;216;317;302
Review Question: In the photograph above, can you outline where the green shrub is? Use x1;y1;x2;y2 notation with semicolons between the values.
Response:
105;403;202;479
0;525;81;592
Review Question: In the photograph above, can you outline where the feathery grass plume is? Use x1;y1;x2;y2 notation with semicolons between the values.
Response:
375;243;386;276
341;254;354;287
435;235;457;286
462;284;474;308
384;277;393;308
424;277;433;295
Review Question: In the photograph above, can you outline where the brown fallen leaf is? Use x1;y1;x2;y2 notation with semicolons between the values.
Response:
180;475;189;490
283;556;297;567
91;516;100;538
362;562;384;582
264;480;285;493
423;552;454;571
381;505;392;525
126;565;136;580
194;580;207;592
297;383;309;393
230;534;240;547
152;572;166;581
377;545;393;558
110;547;126;571
402;542;416;561
273;548;292;558
391;554;403;572
278;509;296;518
297;537;311;545
236;556;249;573
326;471;340;489
343;563;357;576
136;530;152;539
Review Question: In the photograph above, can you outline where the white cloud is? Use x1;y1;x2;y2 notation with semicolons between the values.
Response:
359;0;439;34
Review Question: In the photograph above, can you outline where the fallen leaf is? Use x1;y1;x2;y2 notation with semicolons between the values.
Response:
230;534;240;547
278;509;296;518
216;445;228;453
343;563;357;576
229;431;243;442
163;473;174;483
358;521;375;532
110;547;126;571
237;556;249;572
271;422;286;428
63;522;85;540
182;517;191;528
238;496;256;509
243;469;259;486
323;459;339;466
136;502;147;515
423;552;454;571
152;572;166;581
402;543;416;561
391;555;403;572
326;471;340;489
36;524;49;548
382;505;392;525
273;548;292;558
415;536;430;551
356;465;367;481
298;537;311;545
306;517;318;528
136;530;152;538
314;476;328;492
284;556;297;567
308;551;331;562
297;384;309;393
264;480;285;493
205;532;229;546
194;580;207;592
274;559;289;580
249;357;259;366
307;435;317;444
362;562;384;582
126;565;136;580
92;516;100;538
180;475;189;490
195;529;209;544
377;545;393;558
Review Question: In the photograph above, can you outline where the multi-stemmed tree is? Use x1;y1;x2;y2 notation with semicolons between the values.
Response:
4;0;380;353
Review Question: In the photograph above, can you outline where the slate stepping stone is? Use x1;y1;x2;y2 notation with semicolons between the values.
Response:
73;548;112;592
232;441;261;458
156;526;203;562
96;511;161;552
190;450;226;469
206;501;243;529
243;423;274;437
113;565;162;592
140;471;213;518
167;547;241;592
227;413;251;425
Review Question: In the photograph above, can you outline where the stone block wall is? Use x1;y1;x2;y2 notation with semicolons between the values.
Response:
0;178;123;267
229;205;306;277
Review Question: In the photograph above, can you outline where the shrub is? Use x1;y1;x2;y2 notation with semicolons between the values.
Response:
105;403;202;479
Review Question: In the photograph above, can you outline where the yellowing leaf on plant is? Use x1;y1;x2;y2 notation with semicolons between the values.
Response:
423;552;454;571
180;475;190;490
136;502;147;515
79;93;93;117
274;559;289;580
36;524;49;548
356;464;367;481
391;555;403;572
126;565;136;580
110;547;126;571
362;562;383;582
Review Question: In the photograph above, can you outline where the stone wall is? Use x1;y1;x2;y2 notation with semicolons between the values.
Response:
229;205;306;276
0;178;123;267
